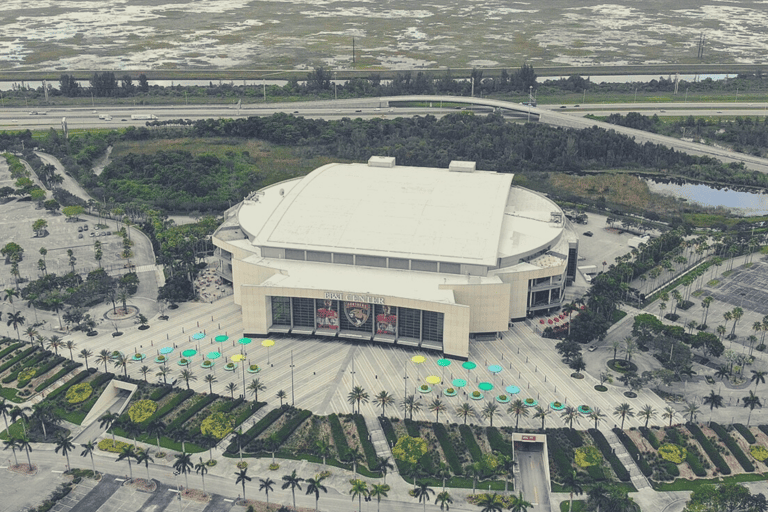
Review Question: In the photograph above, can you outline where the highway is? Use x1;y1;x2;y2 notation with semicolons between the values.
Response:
2;96;768;172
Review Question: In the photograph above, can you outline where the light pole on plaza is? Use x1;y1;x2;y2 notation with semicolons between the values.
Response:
290;350;296;406
403;367;408;402
350;357;356;389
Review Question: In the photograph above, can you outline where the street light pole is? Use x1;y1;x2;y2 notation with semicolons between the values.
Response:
290;350;295;406
403;366;408;402
173;471;182;512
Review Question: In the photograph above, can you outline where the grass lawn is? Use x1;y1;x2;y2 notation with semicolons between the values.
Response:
652;473;768;492
553;482;636;493
0;386;22;402
560;500;586;512
0;420;27;440
611;310;628;324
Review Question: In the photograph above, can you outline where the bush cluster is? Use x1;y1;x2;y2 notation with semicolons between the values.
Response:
66;382;93;404
589;429;630;481
149;385;173;401
269;409;312;446
128;399;158;423
547;434;574;480
98;439;139;453
200;411;235;439
686;423;731;475
392;436;428;464
486;427;513;455
404;418;421;438
710;422;754;472
141;389;194;425
167;394;217;430
352;414;378;471
640;427;660;449
42;366;88;397
0;347;37;374
459;425;483;462
658;443;687;464
733;424;756;444
613;428;652;476
225;403;279;454
433;423;463;474
575;446;603;468
329;413;351;461
749;445;768;462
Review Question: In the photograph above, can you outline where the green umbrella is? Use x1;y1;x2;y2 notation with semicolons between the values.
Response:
182;349;197;358
215;335;228;342
238;337;252;345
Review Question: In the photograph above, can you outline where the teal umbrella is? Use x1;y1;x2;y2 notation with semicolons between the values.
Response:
452;379;467;388
182;349;197;358
207;351;221;360
238;337;252;345
192;332;205;340
159;347;173;355
437;359;451;367
478;382;494;391
462;361;476;370
215;335;228;342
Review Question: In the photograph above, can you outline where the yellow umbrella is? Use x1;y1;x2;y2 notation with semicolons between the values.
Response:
426;375;441;385
231;354;246;362
262;339;275;364
411;355;426;363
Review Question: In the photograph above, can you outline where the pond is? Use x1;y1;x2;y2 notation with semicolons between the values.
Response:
644;178;768;216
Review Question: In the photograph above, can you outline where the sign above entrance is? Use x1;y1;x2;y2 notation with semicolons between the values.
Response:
344;302;371;327
325;292;385;305
521;435;537;442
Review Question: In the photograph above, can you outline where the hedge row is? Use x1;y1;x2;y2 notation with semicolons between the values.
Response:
547;435;574;478
45;367;91;400
663;461;680;477
665;427;685;446
227;406;285;454
487;427;513;455
4;351;51;384
233;401;265;428
459;425;483;462
733;424;756;444
710;422;754;472
639;427;660;449
329;413;351;461
167;394;218;431
353;414;378;471
564;428;584;448
586;464;606;481
379;416;398;445
685;445;708;477
759;425;768;438
149;385;174;401
142;389;194;426
27;356;66;383
271;409;312;446
34;362;78;392
0;343;23;360
219;397;245;413
589;429;630;482
686;423;731;475
404;418;420;438
613;428;652;477
434;423;463;474
0;346;37;374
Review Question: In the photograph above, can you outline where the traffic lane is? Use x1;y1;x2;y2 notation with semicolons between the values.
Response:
517;449;551;512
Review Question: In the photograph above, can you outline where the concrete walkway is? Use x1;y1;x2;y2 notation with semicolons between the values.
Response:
602;429;651;491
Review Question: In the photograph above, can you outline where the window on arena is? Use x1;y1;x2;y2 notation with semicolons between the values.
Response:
356;255;387;268
411;260;438;272
307;251;332;263
398;308;421;339
333;253;354;265
291;298;315;327
271;297;291;326
439;263;460;274
388;258;409;270
422;311;444;343
285;249;305;261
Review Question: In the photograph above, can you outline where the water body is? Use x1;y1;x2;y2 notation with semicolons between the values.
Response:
644;178;768;215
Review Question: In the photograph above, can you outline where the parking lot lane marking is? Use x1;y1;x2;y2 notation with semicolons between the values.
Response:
223;499;233;502
52;470;65;473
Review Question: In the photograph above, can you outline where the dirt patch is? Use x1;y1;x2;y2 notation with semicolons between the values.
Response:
182;488;210;502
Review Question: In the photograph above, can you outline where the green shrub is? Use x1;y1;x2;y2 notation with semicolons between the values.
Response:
329;413;351;461
486;427;513;455
759;425;768;439
733;424;756;444
218;397;244;413
142;389;194;425
613;428;652;476
710;422;754;472
201;411;235;439
353;414;378;471
0;346;37;374
459;424;483;462
547;435;574;478
750;445;768;462
686;423;731;475
392;435;428;464
686;446;707;477
0;343;24;360
434;423;463;474
167;393;217;430
575;446;603;468
663;461;680;477
564;428;584;448
24;356;65;384
589;429;630;481
665;427;685;446
227;406;284;454
640;427;660;449
232;401;265;428
379;416;398;445
270;409;312;446
659;443;687;464
404;418;420;438
35;363;79;392
149;385;173;401
586;464;606;481
128;399;158;423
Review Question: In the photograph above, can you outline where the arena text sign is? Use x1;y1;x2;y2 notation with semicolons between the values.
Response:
324;292;385;304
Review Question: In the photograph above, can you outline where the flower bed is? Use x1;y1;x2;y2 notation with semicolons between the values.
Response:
178;359;189;366
418;384;431;394
443;388;457;397
201;411;236;439
201;360;214;369
577;405;592;414
750;445;768;462
132;353;145;361
128;400;158;423
575;445;602;467
550;401;565;411
470;391;484;400
98;439;138;453
247;364;260;374
495;394;510;404
224;362;237;371
659;443;687;464
154;356;167;364
523;398;538;407
110;351;123;360
66;382;93;404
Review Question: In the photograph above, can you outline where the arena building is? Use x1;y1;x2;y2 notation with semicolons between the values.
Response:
213;157;578;359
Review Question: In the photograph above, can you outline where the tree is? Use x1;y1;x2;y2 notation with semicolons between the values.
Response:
113;353;129;377
235;468;252;500
684;402;700;423
482;403;499;427
305;475;328;511
157;366;171;385
3;437;21;466
401;394;421;420
638;405;656;428
32;401;60;439
173;452;193;489
374;391;395;417
146;420;166;449
347;386;369;414
138;365;150;382
731;307;744;338
430;398;447;422
702;390;723;424
613;403;635;429
247;378;265;401
6;311;25;340
562;470;584;512
259;477;274;505
474;492;504;512
561;406;580;429
413;482;435;512
194;457;208;496
349;479;369;512
276;389;287;407
4;289;18;312
180;369;197;390
377;456;394;484
0;398;12;435
715;366;731;381
80;440;97;474
569;356;587;375
204;374;217;394
116;444;138;480
64;339;77;361
32;219;48;237
78;349;93;370
54;433;75;471
456;403;474;425
588;407;606;429
24;326;38;346
282;469;304;509
533;406;550;430
99;412;120;443
370;483;390;512
225;382;238;398
509;491;533;512
508;399;529;430
662;407;676;427
751;370;767;391
742;390;762;426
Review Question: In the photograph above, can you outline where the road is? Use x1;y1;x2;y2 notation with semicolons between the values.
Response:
516;449;551;512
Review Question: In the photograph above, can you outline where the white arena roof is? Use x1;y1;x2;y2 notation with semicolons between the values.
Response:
239;160;515;266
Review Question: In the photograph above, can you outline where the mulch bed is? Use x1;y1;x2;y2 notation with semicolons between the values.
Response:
8;463;37;476
182;489;211;502
125;478;157;492
235;499;314;511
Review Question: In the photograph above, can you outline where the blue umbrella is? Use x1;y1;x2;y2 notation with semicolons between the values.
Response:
192;332;205;340
488;364;503;373
505;385;521;394
159;347;174;355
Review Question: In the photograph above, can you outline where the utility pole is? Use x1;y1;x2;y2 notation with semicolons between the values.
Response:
352;37;356;65
290;350;295;406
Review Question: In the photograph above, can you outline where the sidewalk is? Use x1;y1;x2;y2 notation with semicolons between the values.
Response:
602;429;651;491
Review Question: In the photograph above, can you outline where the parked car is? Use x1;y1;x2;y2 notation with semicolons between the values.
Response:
89;232;95;237
588;345;598;352
78;233;83;239
583;231;593;237
83;224;88;230
78;226;83;232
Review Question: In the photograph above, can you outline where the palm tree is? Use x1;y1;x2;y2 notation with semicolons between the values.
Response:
369;483;390;512
113;354;129;377
157;366;171;385
276;390;287;407
588;408;605;429
587;483;612;512
225;382;238;398
6;311;25;340
474;492;504;512
78;349;93;370
314;437;331;466
259;477;274;505
0;398;12;434
11;406;31;437
751;370;767;391
247;378;266;402
194;457;208;496
79;440;97;474
349;479;369;512
456;403;474;425
54;433;75;471
482;402;500;427
562;470;584;512
180;369;196;390
613;403;635;429
136;449;154;482
4;289;18;312
24;326;38;345
717;324;727;341
715;366;731;381
684;402;700;423
136;365;150;382
235;468;252;500
533;406;550;431
509;491;533;512
305;475;328;511
282;469;304;509
499;454;517;494
436;490;453;511
374;391;395;417
347;386;369;415
638;405;656;428
413;482;435;512
116;444;138;480
174;452;193;488
508;400;529;430
95;348;110;373
64;339;77;360
48;336;64;356
731;307;744;337
662;407;676;427
377;456;394;484
401;394;421;420
702;390;723;424
561;406;580;430
3;437;21;466
742;391;762;426
349;447;365;476
203;373;217;394
99;412;119;443
146;420;165;449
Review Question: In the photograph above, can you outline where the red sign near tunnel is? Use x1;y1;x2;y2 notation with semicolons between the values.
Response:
521;435;537;442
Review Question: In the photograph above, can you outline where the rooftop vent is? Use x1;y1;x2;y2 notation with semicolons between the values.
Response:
368;156;396;168
448;160;476;172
